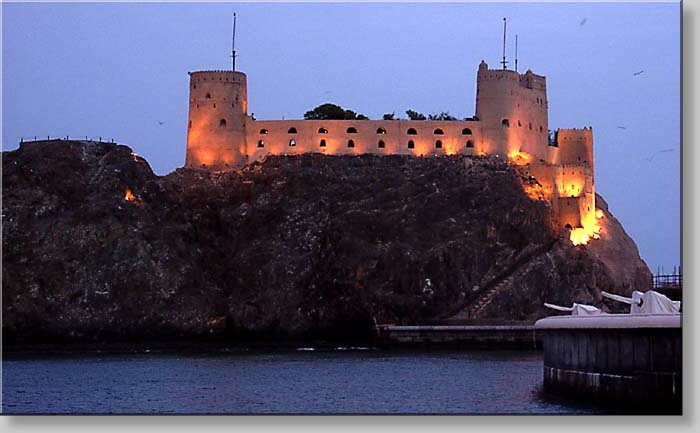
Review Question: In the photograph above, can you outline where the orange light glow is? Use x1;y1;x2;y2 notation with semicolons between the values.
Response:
569;228;590;246
508;151;532;165
569;207;603;246
124;188;143;207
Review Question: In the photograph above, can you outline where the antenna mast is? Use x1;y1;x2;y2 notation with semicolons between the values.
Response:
515;34;518;72
232;13;237;71
501;17;507;70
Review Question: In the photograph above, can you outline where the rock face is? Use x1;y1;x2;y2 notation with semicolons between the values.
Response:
2;141;652;343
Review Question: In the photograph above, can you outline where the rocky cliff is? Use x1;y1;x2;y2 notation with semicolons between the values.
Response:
2;141;652;343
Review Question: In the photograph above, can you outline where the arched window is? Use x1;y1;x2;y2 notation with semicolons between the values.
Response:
462;128;472;135
258;140;265;148
320;139;327;147
518;120;522;127
213;103;216;108
433;128;444;135
378;140;385;148
466;140;474;148
347;139;355;148
219;119;227;128
288;127;298;134
346;127;358;134
407;128;417;135
564;224;573;230
289;139;296;147
529;122;532;130
435;140;442;149
205;93;212;99
318;127;328;134
188;120;192;129
408;140;415;149
376;127;387;135
502;119;510;128
259;128;269;135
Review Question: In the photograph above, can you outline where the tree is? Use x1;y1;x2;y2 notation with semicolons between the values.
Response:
304;103;368;120
405;110;426;121
428;112;458;121
382;112;396;120
548;130;558;147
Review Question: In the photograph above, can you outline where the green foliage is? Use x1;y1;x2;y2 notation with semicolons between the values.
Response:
382;113;396;120
428;112;458;121
304;103;368;120
405;110;426;121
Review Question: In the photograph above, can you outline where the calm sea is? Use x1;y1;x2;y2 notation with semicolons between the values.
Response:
2;348;604;414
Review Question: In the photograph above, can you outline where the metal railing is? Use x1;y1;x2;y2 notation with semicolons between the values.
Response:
653;266;682;289
19;135;117;144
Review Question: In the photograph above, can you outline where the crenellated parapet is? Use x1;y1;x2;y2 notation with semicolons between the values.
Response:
183;58;599;244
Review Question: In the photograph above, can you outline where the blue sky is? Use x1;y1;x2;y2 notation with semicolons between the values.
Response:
2;1;681;276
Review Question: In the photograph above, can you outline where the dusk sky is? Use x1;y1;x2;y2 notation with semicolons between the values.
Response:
2;1;681;277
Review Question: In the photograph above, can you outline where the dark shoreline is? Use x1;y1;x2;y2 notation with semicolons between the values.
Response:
2;336;548;357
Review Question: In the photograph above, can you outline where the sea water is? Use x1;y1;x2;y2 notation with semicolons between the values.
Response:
2;348;604;414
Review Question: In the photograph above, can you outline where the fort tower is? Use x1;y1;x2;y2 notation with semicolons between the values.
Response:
185;70;249;169
475;61;549;160
182;28;599;245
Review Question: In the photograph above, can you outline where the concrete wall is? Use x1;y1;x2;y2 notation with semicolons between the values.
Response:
539;327;681;411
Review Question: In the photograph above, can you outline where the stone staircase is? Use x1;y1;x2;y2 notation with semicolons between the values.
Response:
447;238;559;321
467;274;517;318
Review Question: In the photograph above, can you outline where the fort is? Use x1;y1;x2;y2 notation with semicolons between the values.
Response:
184;43;600;245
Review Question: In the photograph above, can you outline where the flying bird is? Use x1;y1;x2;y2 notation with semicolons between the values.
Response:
643;148;675;162
617;126;627;130
157;121;165;125
633;70;645;76
579;18;587;26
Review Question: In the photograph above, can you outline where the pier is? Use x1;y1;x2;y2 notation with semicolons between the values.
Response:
376;323;539;348
535;314;681;413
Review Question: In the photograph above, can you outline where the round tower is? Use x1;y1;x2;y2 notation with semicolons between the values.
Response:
185;70;248;169
475;61;549;160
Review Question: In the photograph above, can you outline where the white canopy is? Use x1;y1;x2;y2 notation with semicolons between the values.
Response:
544;302;602;316
601;290;681;315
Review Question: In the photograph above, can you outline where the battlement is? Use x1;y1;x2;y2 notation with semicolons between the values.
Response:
189;70;247;84
555;128;593;166
183;56;597;243
477;62;546;92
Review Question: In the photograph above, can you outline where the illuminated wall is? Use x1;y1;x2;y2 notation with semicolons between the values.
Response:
186;70;248;169
475;61;549;160
183;61;599;244
246;119;481;162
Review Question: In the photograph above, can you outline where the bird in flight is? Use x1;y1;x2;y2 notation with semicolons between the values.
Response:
157;121;165;125
617;126;627;130
579;18;587;26
643;148;675;162
633;70;645;76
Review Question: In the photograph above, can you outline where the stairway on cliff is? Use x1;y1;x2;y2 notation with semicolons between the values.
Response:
445;238;559;322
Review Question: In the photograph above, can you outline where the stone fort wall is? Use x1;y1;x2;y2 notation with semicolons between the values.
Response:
246;119;482;163
183;62;597;237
